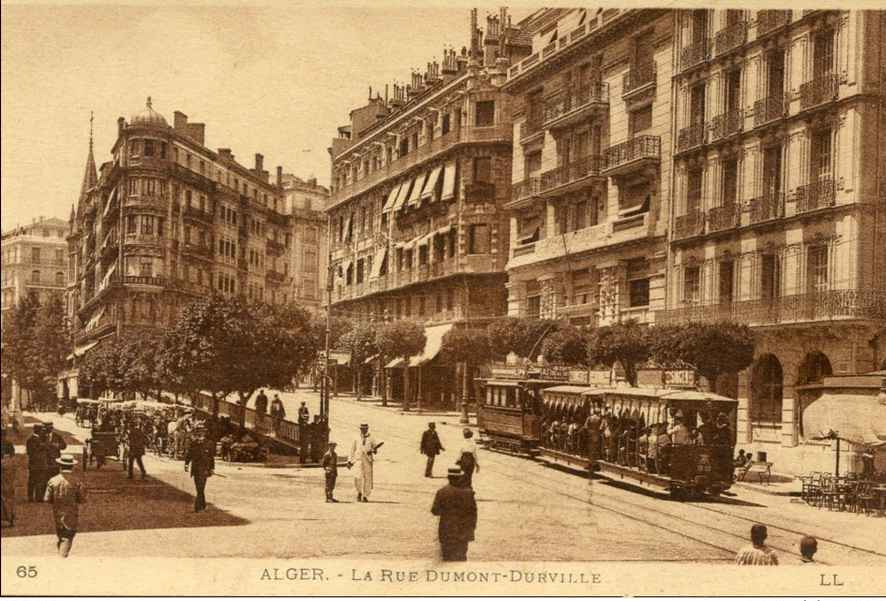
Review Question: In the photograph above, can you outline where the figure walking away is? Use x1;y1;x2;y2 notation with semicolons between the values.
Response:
456;429;479;488
420;422;444;478
736;524;779;565
431;466;477;561
44;454;86;557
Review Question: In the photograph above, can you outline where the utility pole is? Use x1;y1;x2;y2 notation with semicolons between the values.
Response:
322;213;333;421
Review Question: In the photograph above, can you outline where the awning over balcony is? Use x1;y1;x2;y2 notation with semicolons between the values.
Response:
382;183;402;213
84;306;105;331
405;173;425;208
370;247;387;279
98;262;117;292
67;339;101;361
440;160;457;201
385;323;454;368
391;180;410;212
420;165;443;202
802;392;886;447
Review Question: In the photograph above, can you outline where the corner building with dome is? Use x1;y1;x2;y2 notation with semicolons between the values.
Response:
65;98;295;385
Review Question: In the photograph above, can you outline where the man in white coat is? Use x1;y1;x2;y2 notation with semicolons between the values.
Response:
348;423;379;502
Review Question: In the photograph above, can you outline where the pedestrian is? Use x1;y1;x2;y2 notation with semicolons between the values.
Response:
184;425;215;513
255;389;268;415
736;524;779;565
126;423;147;479
456;429;480;488
431;466;477;561
298;401;310;425
321;441;339;503
44;422;67;478
1;427;16;527
348;423;380;502
420;422;445;478
270;395;286;435
26;424;49;502
800;536;818;564
44;454;86;558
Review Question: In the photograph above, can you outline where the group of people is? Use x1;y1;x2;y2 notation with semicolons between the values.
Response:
735;524;819;565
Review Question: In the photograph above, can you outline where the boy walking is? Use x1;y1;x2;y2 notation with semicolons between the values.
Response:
321;442;339;503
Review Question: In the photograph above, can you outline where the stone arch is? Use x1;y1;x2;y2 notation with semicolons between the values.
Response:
796;351;833;386
750;353;783;422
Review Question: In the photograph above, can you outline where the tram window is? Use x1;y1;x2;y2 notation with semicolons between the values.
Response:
507;387;517;407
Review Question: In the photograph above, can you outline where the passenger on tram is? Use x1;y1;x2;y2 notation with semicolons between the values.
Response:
712;412;732;446
646;424;660;472
655;424;671;472
698;410;717;446
668;412;692;445
584;408;603;460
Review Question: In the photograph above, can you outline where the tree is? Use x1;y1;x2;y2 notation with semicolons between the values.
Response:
541;324;591;366
486;317;560;360
31;293;70;402
0;291;41;406
587;319;650;386
338;321;378;402
79;337;126;399
440;327;495;422
649;321;755;392
376;320;426;410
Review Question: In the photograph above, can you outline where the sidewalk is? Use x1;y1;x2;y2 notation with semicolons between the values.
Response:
332;393;477;425
733;475;802;497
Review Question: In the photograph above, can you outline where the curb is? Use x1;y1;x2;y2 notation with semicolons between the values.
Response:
732;480;802;497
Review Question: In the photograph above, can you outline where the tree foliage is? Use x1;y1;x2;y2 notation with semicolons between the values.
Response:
541;324;591;366
339;321;378;401
377;320;426;410
587;319;650;386
485;317;560;360
649;321;755;389
440;327;495;368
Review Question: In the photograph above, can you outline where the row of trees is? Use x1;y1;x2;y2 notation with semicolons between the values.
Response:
1;291;70;407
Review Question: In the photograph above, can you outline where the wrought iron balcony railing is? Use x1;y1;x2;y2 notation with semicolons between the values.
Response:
707;204;740;232
673;210;705;239
677;121;707;152
756;10;791;36
623;62;656;96
603;136;661;173
753;94;785;128
542;82;609;127
709;108;743;141
540;155;603;193
748;193;784;224
680;38;711;71
794;178;836;213
714;21;748;55
799;74;838;110
512;176;541;203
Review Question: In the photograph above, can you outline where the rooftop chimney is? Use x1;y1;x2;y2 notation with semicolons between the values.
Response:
117;117;125;136
218;148;234;161
276;166;283;188
174;110;188;131
254;153;264;173
186;123;205;146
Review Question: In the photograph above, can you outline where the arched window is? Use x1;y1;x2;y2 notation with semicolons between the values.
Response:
31;270;40;284
55;271;64;286
796;351;832;386
750;354;783;422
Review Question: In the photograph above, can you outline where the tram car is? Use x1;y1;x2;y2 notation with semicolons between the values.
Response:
476;377;558;455
539;386;738;498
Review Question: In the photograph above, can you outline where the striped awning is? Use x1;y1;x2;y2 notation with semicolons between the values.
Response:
440;160;457;201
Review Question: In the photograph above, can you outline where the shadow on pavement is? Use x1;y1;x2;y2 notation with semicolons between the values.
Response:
0;456;248;538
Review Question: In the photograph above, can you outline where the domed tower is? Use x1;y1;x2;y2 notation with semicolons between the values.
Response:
130;96;169;129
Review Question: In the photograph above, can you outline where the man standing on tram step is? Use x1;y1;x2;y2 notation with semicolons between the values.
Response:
255;390;268;415
184;424;215;512
420;422;445;478
126;422;147;479
348;423;379;502
44;454;85;558
456;429;479;488
431;466;477;561
735;524;779;565
321;441;339;502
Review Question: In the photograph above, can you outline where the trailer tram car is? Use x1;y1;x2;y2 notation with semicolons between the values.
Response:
477;377;559;455
539;386;739;498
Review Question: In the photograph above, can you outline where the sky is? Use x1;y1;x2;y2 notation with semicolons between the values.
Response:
1;1;535;230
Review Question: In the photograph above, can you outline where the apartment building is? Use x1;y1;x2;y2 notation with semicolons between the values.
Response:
658;9;886;473
67;99;293;367
503;8;674;327
326;9;532;406
281;173;329;313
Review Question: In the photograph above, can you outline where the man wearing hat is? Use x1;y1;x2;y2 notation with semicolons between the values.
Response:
44;454;86;557
320;442;340;502
26;424;49;502
431;466;477;561
668;411;691;445
44;422;68;478
420;422;445;478
184;424;215;512
348;423;380;502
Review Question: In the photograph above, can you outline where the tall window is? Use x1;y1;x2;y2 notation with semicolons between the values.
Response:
722;158;738;206
691;9;708;43
725;69;741;113
761;253;780;300
55;249;65;264
441;113;451;135
475;101;495;126
807;245;829;293
683;265;701;303
810;128;832;182
143;140;154;157
31;247;41;263
763;145;782;198
813;30;834;78
629;106;653;136
56;271;64;286
473;157;492;183
526;295;541;318
31;270;40;284
719;259;734;303
525;151;542;174
766;49;785;98
689;83;706;125
468;223;490;254
687;168;703;213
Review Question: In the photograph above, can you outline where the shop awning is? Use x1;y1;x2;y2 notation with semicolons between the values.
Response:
420;165;443;202
802;393;886;446
70;339;100;359
384;323;454;368
382;183;402;213
370;247;388;279
84;306;105;331
440;160;457;201
405;172;426;208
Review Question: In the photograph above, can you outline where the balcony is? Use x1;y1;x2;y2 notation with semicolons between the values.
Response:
709;109;743;141
542;83;609;131
539;155;604;196
753;95;785;128
520;117;544;142
656;289;886;327
182;242;212;259
748;193;784;224
557;301;598;323
123;275;165;287
707;204;740;232
793;178;836;214
799;74;838;110
680;39;711;71
756;10;791;37
183;205;213;224
512;242;536;258
602;136;661;177
266;269;286;284
676;122;707;153
622;62;656;98
266;238;286;256
511;177;541;205
673;210;705;239
714;21;748;56
463;181;495;203
267;211;289;227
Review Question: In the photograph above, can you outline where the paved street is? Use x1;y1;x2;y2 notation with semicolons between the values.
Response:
2;394;884;564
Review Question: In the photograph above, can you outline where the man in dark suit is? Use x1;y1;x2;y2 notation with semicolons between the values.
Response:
184;424;215;512
431;466;477;561
127;422;147;479
420;422;445;478
44;422;67;478
26;424;48;502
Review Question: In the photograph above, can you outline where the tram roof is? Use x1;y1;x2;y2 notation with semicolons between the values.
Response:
661;390;738;404
543;385;594;395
